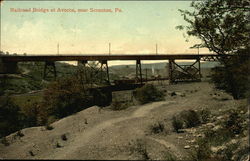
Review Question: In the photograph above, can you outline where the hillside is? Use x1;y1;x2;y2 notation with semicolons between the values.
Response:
0;81;248;160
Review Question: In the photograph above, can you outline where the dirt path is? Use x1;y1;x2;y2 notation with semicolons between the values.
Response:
47;101;176;159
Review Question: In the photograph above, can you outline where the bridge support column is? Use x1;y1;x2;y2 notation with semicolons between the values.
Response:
168;59;175;84
77;60;89;84
0;59;18;74
43;61;56;80
99;60;110;84
136;60;142;84
168;59;201;83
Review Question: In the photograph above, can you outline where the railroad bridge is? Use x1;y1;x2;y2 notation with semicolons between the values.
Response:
0;54;227;84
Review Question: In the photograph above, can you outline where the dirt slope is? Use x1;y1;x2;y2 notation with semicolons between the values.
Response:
0;82;243;160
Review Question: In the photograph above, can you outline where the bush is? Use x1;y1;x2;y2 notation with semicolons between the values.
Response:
110;99;130;111
172;116;184;133
199;109;211;123
223;110;244;135
189;138;212;161
211;52;250;99
133;84;165;104
0;96;22;138
129;139;150;160
150;122;165;134
180;110;201;128
45;124;54;130
203;128;232;146
1;137;10;146
43;77;93;119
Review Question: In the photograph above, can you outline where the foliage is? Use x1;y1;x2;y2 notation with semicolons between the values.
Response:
172;116;184;133
43;76;93;119
223;109;244;135
199;108;211;123
129;139;150;160
189;138;212;161
203;128;232;146
150;122;165;134
180;110;201;128
133;84;165;104
211;55;250;99
177;0;250;99
0;137;10;146
110;99;130;111
177;0;249;55
45;124;54;130
0;96;22;138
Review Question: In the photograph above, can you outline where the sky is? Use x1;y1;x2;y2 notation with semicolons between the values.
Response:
0;0;211;65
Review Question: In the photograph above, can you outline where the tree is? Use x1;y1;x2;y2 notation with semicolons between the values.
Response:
177;0;250;99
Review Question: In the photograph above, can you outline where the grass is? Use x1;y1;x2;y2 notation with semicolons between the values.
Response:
164;151;177;161
10;94;43;109
129;139;150;160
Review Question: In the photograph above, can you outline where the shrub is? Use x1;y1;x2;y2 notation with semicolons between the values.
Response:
43;77;93;119
223;110;244;135
172;116;184;133
203;128;232;146
129;139;150;160
211;52;250;99
110;98;131;111
164;151;177;161
45;124;54;130
1;137;10;146
133;84;165;104
0;96;22;138
16;130;24;137
150;122;165;134
199;109;211;123
189;138;212;161
61;134;67;141
180;110;201;128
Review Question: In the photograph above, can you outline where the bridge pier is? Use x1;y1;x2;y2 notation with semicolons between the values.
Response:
168;58;201;84
77;60;110;84
43;61;57;80
135;60;142;84
0;59;18;74
99;60;110;84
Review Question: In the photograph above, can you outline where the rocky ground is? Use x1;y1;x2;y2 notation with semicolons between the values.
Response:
0;81;249;160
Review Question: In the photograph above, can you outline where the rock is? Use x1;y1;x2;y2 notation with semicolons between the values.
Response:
187;139;196;143
206;123;215;127
210;145;226;153
213;125;222;131
184;128;196;134
184;145;190;149
196;134;203;138
216;116;223;120
229;139;237;144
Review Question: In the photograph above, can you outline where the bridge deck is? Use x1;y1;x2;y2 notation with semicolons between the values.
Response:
0;54;218;62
